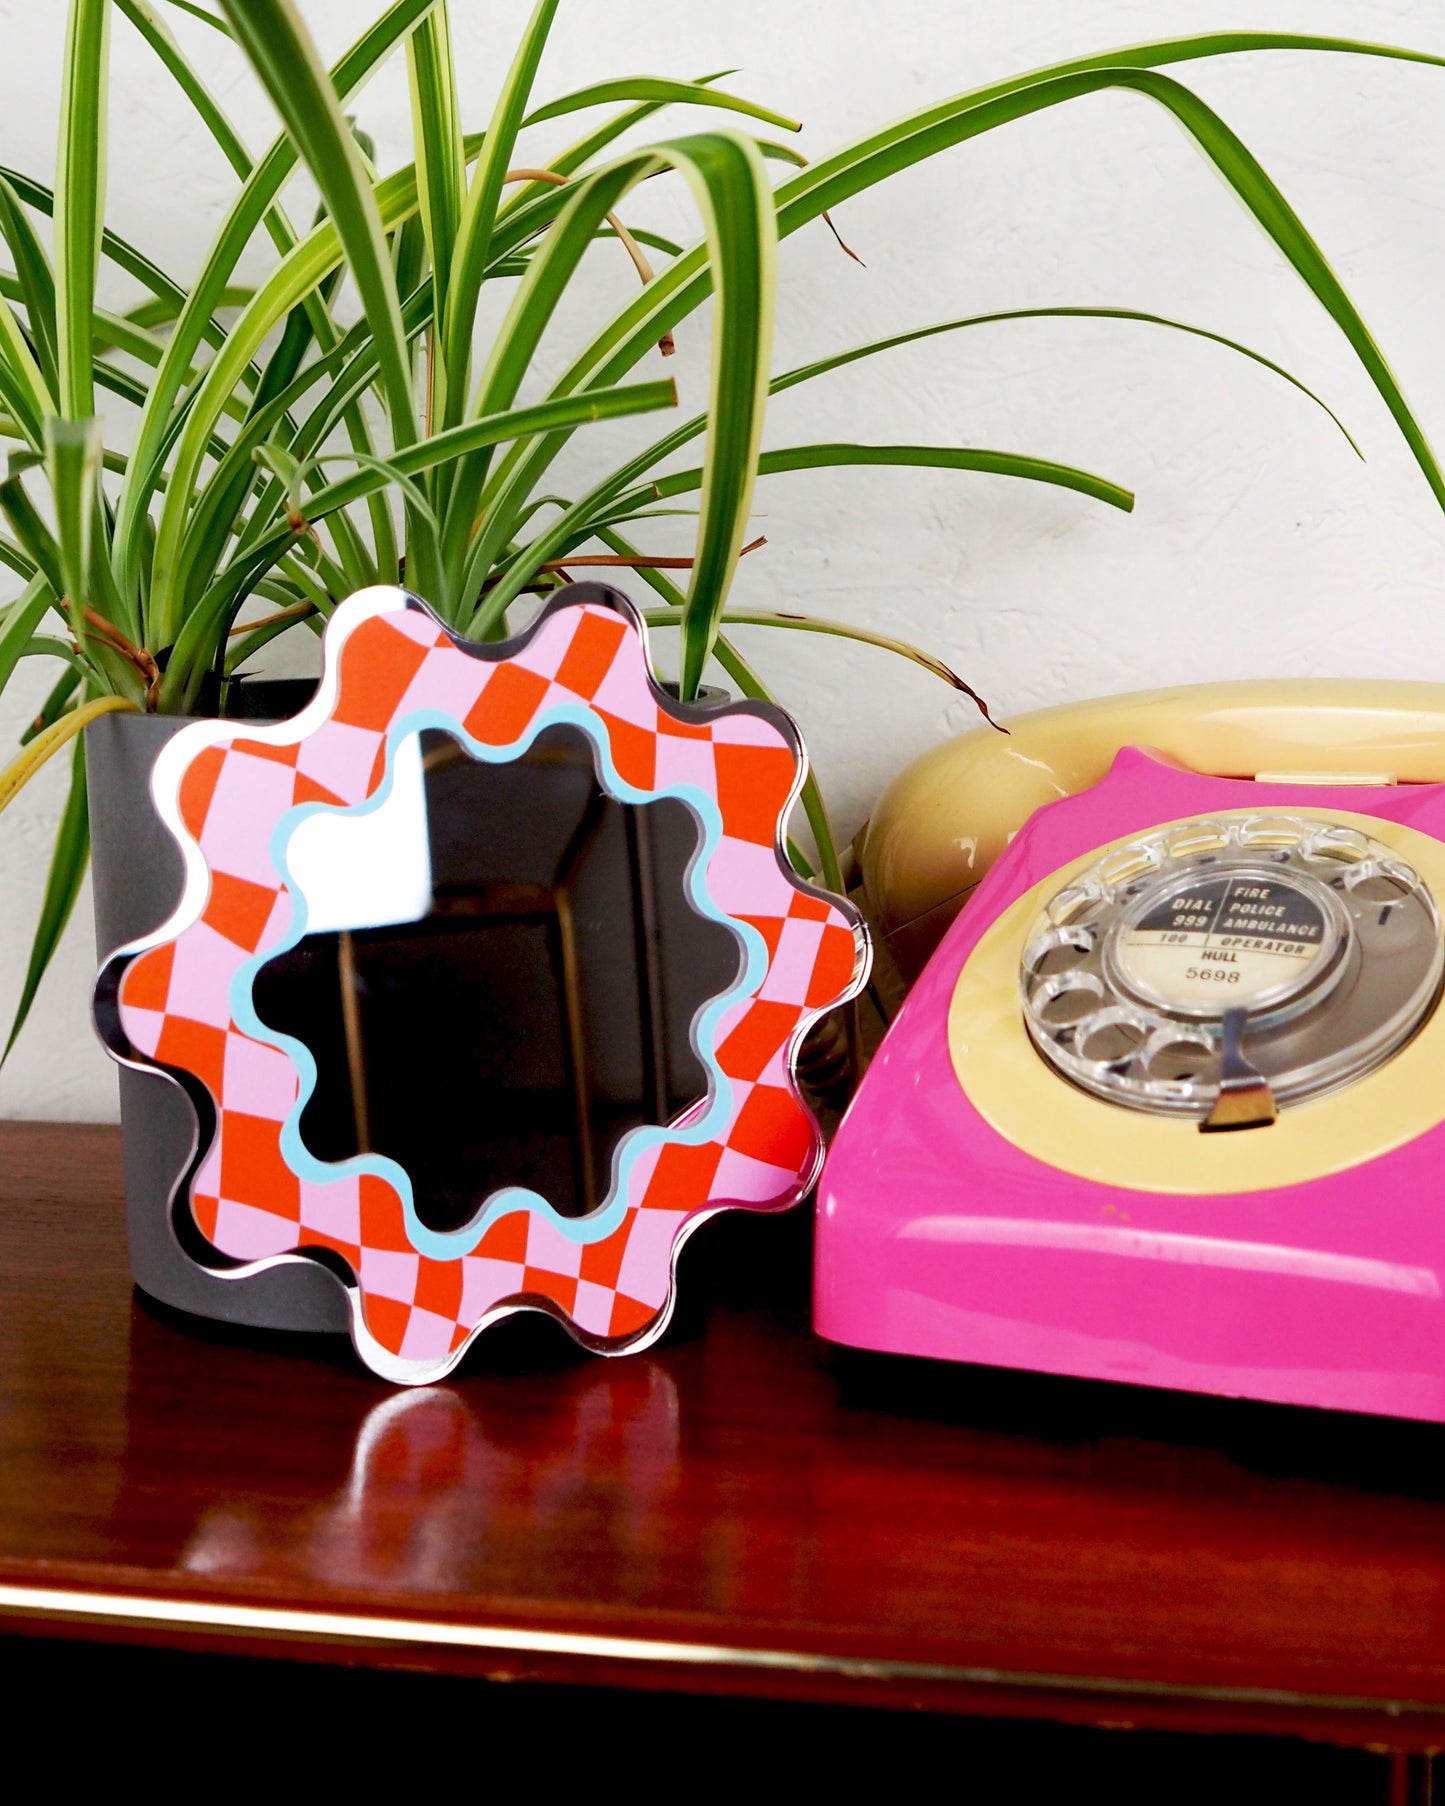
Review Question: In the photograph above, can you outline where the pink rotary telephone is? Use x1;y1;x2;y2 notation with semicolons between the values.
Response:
818;682;1445;1422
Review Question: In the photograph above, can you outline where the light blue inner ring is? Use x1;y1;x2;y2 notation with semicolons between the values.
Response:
229;701;770;1260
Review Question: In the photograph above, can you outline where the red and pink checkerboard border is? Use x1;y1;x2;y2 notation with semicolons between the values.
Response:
96;585;869;1382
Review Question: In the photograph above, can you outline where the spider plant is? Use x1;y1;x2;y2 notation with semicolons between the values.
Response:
2;1;1445;1062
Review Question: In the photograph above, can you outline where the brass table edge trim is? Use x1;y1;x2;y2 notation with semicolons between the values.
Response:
0;1581;1440;1723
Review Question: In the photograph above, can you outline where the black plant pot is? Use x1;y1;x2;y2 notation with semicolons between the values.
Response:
88;680;737;1334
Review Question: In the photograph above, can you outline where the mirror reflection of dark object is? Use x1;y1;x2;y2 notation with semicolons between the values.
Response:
252;726;740;1229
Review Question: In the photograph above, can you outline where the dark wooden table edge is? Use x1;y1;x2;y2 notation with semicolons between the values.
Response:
0;1578;1439;1748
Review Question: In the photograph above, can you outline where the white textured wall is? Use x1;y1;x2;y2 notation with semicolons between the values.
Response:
6;0;1445;1119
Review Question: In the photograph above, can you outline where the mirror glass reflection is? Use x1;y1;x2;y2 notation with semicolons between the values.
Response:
252;725;740;1227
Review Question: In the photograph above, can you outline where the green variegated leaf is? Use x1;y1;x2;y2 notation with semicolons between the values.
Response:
18;661;82;746
216;0;416;447
0;177;58;400
124;0;438;624
440;0;558;431
159;377;677;709
0;574;57;698
407;8;465;345
524;77;800;135
54;0;109;421
457;130;776;663
0;461;63;599
44;416;102;605
648;442;1134;514
159;0;230;31
658;607;998;723
2;735;89;1061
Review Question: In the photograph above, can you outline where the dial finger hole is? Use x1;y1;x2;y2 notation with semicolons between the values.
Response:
1047;883;1105;928
1165;821;1230;860
1345;857;1417;907
1301;824;1370;865
1100;842;1163;889
1078;1011;1148;1064
1031;971;1105;1026
1237;816;1305;851
1145;1033;1216;1083
1025;926;1093;978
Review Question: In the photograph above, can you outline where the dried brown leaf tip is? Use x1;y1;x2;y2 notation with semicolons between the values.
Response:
822;209;864;266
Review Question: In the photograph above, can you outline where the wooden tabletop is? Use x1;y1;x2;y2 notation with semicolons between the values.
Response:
5;1119;1445;1747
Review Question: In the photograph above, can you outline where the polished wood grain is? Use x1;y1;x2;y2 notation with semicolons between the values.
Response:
4;1119;1445;1749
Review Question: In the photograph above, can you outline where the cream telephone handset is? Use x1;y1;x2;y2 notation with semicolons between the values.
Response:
818;682;1445;1422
